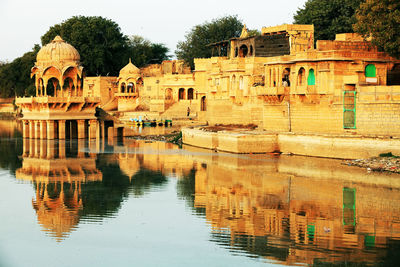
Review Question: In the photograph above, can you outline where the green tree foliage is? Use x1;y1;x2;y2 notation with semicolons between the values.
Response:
175;15;244;69
1;16;170;96
126;35;170;67
41;16;128;76
354;0;400;59
293;0;364;41
0;45;39;97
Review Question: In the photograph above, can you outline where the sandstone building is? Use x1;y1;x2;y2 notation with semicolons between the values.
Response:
16;24;400;142
195;24;400;137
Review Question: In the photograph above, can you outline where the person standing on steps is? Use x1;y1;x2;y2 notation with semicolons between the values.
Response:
187;107;190;117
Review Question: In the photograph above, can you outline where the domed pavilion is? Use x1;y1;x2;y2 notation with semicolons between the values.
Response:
15;36;100;140
32;35;83;97
115;58;143;111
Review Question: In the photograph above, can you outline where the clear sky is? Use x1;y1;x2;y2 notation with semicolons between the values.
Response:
0;0;307;62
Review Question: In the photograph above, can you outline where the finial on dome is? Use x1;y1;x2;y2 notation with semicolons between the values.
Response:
240;25;249;38
129;58;132;64
52;35;64;43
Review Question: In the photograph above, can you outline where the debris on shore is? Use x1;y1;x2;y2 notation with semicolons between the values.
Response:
127;131;182;146
344;152;400;173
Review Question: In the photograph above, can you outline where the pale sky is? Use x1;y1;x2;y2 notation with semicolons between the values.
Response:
0;0;307;62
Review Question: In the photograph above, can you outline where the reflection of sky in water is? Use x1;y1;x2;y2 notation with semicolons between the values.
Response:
0;170;281;267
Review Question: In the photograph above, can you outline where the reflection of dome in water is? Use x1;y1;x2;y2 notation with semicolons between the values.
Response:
118;155;141;178
32;183;82;242
36;35;80;63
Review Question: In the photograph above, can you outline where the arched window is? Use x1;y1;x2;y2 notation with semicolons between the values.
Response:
187;88;194;100
365;64;376;77
239;45;248;57
283;68;291;86
249;45;253;56
165;88;173;100
231;75;236;91
239;76;244;90
121;83;126;93
307;69;315;85
178;88;185;100
127;82;135;93
272;68;276;87
46;78;60;97
235;47;238;57
298;67;305;86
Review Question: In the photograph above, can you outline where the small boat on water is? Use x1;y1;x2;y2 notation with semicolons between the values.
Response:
128;118;171;127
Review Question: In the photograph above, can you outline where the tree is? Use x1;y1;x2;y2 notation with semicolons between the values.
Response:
354;0;400;59
41;16;128;76
125;35;170;67
175;15;244;69
0;45;40;97
293;0;363;41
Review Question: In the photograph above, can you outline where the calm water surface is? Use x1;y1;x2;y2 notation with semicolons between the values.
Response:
1;120;400;267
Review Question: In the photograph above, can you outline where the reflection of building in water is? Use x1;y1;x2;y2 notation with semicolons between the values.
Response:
190;149;400;265
0;120;22;137
115;138;196;179
15;138;102;241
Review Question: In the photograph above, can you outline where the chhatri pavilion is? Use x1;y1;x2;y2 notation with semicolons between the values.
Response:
16;36;100;140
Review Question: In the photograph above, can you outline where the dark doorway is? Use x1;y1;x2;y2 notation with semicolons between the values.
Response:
239;45;248;57
66;120;78;139
201;96;206;111
179;88;185;100
388;64;400;85
187;88;194;100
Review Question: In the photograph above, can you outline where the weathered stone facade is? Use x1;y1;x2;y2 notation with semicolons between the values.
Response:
195;25;400;138
16;24;400;141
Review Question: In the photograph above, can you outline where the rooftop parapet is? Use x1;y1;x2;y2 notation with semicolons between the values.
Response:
261;24;314;35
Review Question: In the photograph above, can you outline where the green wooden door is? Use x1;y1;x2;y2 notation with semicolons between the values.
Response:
343;91;356;129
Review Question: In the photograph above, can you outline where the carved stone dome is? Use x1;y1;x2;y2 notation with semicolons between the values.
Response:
119;58;140;76
36;36;80;63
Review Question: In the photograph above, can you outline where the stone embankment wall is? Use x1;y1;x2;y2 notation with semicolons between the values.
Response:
182;127;400;159
0;98;14;113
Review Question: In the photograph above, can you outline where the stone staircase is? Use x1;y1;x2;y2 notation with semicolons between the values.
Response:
161;100;199;119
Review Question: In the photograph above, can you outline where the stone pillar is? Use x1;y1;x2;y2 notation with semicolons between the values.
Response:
22;120;29;138
59;140;66;158
47;120;55;140
29;139;34;157
100;121;105;139
88;119;98;139
58;120;66;140
40;121;47;140
34;121;40;139
47;140;55;159
34;138;40;157
29;120;35;139
22;138;29;157
96;121;101;152
40;139;47;159
77;139;85;158
77;120;86;139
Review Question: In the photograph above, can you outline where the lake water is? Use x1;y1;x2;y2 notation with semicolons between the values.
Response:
1;120;400;267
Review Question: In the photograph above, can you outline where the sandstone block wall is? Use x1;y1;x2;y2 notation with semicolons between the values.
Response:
206;99;263;126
